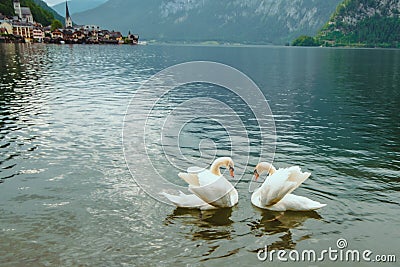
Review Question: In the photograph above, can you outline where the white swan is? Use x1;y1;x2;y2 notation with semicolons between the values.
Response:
251;162;326;211
162;157;238;210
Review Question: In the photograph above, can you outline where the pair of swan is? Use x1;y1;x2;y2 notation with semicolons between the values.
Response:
162;157;326;211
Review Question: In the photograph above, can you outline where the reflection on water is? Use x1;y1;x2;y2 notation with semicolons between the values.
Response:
250;208;322;250
166;208;234;241
0;44;399;266
165;207;234;227
0;44;50;182
166;206;322;255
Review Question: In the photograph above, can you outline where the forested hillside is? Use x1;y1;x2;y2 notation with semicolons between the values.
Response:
0;0;15;16
317;0;400;47
0;0;61;26
32;0;64;24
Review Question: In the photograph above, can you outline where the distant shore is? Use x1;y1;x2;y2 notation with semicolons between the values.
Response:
0;34;140;45
1;39;399;50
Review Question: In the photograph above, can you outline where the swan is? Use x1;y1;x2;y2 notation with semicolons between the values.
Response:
162;157;238;210
251;162;326;211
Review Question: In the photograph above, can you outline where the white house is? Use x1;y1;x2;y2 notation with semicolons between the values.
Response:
33;28;44;42
21;7;34;24
13;0;33;23
12;21;33;40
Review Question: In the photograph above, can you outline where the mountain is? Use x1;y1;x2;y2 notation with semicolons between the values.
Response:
52;0;107;16
317;0;400;47
0;0;62;26
73;0;343;44
32;0;64;23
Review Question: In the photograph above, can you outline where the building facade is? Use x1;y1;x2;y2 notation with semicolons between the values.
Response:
13;0;33;23
13;0;22;19
12;22;33;41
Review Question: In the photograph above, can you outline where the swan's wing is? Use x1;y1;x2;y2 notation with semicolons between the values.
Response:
254;168;296;206
178;172;200;186
258;180;297;207
178;166;213;187
189;171;236;208
161;191;216;210
286;166;311;194
267;194;326;211
187;166;206;173
255;166;311;206
197;169;221;187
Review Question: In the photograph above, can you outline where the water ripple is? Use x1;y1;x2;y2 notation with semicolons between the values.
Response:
0;44;399;266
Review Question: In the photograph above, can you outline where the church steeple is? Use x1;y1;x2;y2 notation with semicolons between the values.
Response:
13;0;22;19
65;1;73;28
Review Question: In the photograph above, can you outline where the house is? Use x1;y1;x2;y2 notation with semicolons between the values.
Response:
99;30;110;40
43;26;51;36
84;25;100;31
12;21;33;41
63;29;74;42
51;29;63;39
32;27;44;42
127;33;139;44
21;7;33;23
73;30;85;43
109;31;122;41
86;30;99;44
0;22;13;35
3;2;137;45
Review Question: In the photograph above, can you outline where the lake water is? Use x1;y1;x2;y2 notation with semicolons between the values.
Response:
0;43;399;266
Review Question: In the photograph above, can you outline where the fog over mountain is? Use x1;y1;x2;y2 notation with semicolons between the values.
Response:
73;0;343;44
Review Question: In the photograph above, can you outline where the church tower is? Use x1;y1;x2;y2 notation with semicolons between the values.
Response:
13;0;22;19
65;1;73;28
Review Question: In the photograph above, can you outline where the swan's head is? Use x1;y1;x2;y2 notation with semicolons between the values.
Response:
253;162;276;181
210;157;235;177
227;159;235;178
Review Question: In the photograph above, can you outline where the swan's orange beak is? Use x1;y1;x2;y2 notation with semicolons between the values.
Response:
253;169;260;181
229;166;235;178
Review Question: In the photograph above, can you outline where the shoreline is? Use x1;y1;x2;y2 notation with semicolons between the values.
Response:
1;40;399;50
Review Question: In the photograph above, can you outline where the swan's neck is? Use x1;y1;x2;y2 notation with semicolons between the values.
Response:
210;157;230;176
259;162;276;176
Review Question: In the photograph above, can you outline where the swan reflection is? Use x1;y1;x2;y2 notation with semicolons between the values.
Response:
165;207;234;241
251;208;323;250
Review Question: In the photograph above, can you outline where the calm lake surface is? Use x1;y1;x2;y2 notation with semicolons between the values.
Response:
0;43;399;266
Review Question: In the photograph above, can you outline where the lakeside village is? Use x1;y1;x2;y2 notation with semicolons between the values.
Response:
0;1;139;45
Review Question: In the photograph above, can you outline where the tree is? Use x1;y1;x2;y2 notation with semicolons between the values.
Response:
51;19;63;31
23;0;53;26
292;35;320;46
0;1;15;17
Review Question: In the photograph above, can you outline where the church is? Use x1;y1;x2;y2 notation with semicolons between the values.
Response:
65;1;73;28
13;0;33;24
